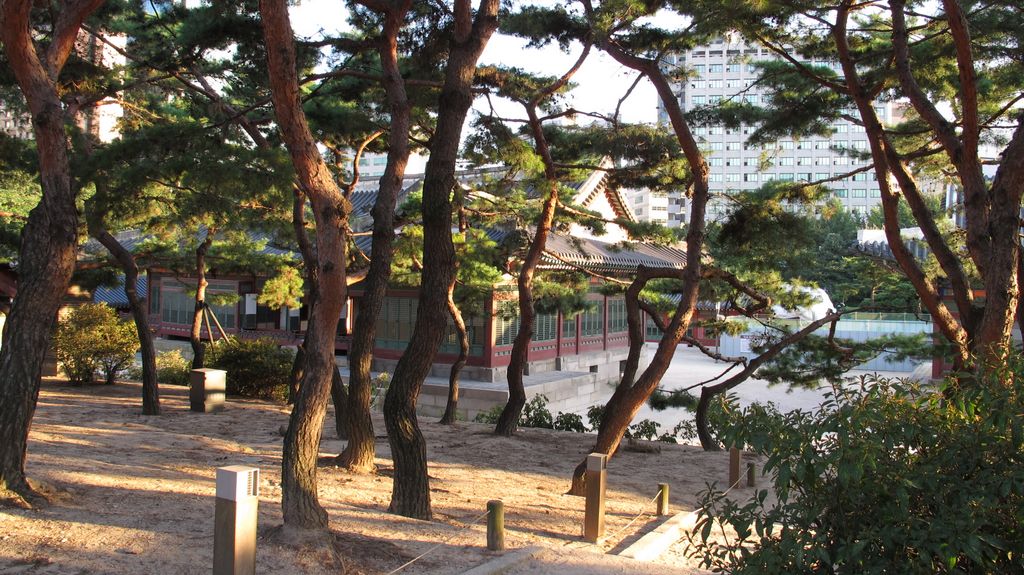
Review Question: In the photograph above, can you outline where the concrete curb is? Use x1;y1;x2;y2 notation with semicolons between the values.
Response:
459;545;545;575
618;509;701;562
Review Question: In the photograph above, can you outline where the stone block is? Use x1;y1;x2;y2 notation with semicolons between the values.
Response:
190;368;226;412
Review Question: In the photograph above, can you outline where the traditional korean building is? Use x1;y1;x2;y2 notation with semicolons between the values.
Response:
137;166;691;393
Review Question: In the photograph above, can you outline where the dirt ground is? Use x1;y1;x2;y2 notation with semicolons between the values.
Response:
0;379;755;574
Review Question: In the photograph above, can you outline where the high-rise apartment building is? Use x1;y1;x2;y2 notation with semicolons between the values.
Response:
624;187;669;225
1;29;125;143
0;105;32;140
658;36;894;225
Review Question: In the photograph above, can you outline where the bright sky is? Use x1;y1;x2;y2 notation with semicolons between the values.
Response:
290;1;660;125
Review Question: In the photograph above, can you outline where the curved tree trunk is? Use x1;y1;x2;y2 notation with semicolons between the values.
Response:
339;0;413;472
692;312;844;450
95;229;160;415
440;283;469;425
0;0;105;505
189;232;214;370
493;48;591;434
494;178;555;436
568;37;710;496
383;0;499;519
832;8;973;369
261;0;351;531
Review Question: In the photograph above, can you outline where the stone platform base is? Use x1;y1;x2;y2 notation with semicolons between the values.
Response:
358;348;650;421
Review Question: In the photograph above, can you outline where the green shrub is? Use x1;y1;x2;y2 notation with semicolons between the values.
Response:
553;411;587;433
625;418;661;441
689;363;1024;574
473;403;504;424
153;350;192;386
472;396;585;432
207;337;294;401
54;303;138;385
586;404;605;430
521;395;554;428
128;349;192;386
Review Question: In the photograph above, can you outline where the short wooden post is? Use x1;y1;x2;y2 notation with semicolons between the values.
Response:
746;462;756;487
214;466;259;575
583;453;607;543
728;446;741;487
656;483;670;516
486;500;504;551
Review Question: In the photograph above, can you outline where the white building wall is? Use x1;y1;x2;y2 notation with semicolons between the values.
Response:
624;188;669;225
658;36;893;225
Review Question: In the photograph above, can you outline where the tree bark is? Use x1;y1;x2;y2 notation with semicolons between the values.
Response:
338;0;413;472
94;229;160;415
494;135;558;433
831;3;971;368
261;0;350;531
440;283;469;424
567;28;710;495
189;232;214;370
494;46;590;435
886;0;1023;366
383;0;499;519
0;0;106;505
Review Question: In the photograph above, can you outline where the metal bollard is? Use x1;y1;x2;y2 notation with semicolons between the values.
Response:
747;462;756;487
583;453;607;543
486;500;505;551
214;466;259;575
656;483;670;516
728;446;741;487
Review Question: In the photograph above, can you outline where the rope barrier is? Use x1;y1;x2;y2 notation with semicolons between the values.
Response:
384;509;491;575
596;488;664;546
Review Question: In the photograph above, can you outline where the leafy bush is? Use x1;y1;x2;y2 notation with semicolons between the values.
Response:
690;364;1024;574
156;350;192;386
472;395;586;432
625;418;661;441
586;404;605;430
129;350;193;386
520;395;554;428
54;303;138;385
473;403;504;424
207;337;294;401
553;411;587;433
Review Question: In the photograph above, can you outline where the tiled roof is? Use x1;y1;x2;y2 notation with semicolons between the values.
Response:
93;275;148;308
82;228;297;261
541;233;687;273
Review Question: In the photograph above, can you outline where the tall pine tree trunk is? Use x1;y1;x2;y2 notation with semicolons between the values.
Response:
261;0;350;531
190;232;213;370
0;0;106;505
383;0;499;519
494;98;574;435
568;38;710;496
339;0;413;472
95;229;160;415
